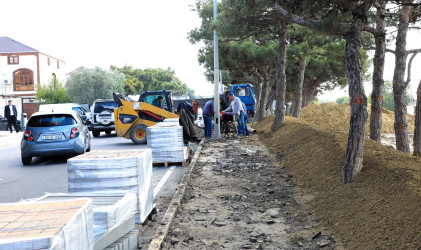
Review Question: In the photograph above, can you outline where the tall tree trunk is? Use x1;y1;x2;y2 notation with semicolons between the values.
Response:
369;0;386;143
255;71;271;122
293;55;308;118
254;78;262;110
253;73;264;122
265;84;276;114
392;3;412;153
302;78;318;108
342;15;368;184
413;81;421;156
271;23;288;132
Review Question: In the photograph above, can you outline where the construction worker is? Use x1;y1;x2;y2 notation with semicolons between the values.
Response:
223;93;246;135
202;99;214;138
153;96;164;108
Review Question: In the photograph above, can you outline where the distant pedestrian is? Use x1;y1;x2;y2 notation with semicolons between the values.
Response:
202;99;214;138
4;100;19;133
223;93;246;135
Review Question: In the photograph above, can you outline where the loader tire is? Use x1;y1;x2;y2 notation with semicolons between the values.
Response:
130;124;148;144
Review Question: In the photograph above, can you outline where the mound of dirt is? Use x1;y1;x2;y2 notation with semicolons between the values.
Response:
300;102;415;134
255;115;421;249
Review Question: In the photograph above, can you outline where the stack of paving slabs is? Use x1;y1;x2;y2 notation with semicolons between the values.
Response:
147;121;187;163
31;193;137;243
67;149;154;224
0;199;93;249
92;193;137;242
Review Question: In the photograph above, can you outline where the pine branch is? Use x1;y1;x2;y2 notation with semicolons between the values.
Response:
407;48;421;55
273;1;378;35
405;50;420;87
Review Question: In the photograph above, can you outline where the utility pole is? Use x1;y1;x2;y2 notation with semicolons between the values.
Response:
213;0;220;138
4;80;7;106
2;73;7;105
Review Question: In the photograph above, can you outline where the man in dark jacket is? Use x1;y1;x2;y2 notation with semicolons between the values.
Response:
202;99;214;138
4;100;19;133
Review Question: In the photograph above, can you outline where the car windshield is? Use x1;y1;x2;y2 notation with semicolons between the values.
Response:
94;101;118;113
27;114;77;127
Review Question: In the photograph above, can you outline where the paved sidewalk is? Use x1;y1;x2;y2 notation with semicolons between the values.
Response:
0;131;22;149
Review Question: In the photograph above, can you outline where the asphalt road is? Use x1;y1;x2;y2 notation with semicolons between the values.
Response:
0;132;187;203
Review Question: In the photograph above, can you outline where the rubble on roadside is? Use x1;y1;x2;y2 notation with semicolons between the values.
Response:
163;136;337;249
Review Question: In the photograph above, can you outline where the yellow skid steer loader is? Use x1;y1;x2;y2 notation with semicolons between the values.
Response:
113;92;197;144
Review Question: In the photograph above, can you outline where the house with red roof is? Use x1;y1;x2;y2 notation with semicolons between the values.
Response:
0;36;66;98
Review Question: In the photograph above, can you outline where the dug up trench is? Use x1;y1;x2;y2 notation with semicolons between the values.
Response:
164;103;421;249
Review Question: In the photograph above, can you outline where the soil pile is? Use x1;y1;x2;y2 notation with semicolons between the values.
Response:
255;115;421;249
300;102;415;134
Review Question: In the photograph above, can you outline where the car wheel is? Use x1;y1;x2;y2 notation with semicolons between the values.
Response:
21;155;32;165
105;130;111;135
130;124;148;144
92;129;100;138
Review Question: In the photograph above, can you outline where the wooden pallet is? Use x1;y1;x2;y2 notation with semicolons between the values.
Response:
139;206;158;233
153;160;187;167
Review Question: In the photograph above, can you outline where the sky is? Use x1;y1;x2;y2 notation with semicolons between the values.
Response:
1;1;421;101
0;0;214;96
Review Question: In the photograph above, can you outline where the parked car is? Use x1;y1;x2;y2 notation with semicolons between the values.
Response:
20;111;91;165
0;114;21;131
90;99;119;137
39;103;91;126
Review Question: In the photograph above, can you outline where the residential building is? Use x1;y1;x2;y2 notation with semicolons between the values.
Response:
0;36;66;117
0;36;67;96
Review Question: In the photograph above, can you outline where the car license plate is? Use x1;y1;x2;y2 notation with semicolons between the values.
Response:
42;134;62;140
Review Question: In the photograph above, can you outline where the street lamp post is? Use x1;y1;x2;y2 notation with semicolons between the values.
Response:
213;0;220;138
1;74;7;105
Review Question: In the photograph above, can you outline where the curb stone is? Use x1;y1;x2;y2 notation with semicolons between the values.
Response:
148;139;205;250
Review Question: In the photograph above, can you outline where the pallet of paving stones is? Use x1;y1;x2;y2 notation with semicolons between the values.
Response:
67;149;154;224
30;193;137;248
0;198;93;249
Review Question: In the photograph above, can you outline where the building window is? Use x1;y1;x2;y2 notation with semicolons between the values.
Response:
13;69;34;91
57;61;59;69
47;57;50;66
8;55;19;65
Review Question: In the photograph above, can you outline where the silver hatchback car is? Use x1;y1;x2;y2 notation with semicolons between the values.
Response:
21;111;91;165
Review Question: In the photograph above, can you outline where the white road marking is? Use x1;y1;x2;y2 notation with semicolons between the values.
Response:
99;140;106;144
153;166;176;198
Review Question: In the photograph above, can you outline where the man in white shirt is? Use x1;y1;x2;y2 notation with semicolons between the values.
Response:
4;100;19;133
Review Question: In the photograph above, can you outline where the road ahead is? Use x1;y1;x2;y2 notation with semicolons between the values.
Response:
0;132;187;203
